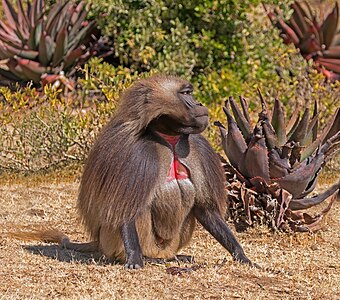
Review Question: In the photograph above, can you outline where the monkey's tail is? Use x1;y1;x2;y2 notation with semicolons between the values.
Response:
8;229;99;253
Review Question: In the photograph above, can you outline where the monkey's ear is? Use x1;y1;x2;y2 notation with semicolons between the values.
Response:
122;83;152;106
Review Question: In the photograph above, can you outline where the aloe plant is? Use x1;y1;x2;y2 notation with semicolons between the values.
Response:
0;0;96;84
215;92;340;232
266;1;340;80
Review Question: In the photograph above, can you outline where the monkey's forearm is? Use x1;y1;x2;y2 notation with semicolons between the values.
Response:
193;206;252;265
120;220;144;269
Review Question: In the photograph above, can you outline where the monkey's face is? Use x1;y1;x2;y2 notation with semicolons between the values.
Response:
149;79;209;135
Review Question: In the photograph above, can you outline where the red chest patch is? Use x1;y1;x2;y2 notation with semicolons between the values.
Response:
157;133;190;182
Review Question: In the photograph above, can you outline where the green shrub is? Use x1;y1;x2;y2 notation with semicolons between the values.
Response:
88;0;280;77
0;63;142;173
0;1;338;176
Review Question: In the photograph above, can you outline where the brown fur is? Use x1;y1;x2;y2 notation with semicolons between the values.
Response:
10;75;227;263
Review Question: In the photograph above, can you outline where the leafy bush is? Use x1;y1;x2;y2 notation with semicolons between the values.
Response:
0;62;142;173
88;0;280;77
0;1;338;177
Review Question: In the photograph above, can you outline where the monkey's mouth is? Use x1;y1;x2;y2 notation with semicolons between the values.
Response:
149;114;208;135
194;113;209;119
180;115;208;134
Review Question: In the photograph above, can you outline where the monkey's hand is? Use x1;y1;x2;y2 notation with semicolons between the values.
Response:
125;253;144;269
194;206;260;269
234;252;260;269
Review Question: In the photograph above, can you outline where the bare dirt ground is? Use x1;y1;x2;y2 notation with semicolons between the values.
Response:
0;174;339;300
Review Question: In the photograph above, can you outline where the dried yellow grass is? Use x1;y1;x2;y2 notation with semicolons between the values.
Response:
0;176;339;299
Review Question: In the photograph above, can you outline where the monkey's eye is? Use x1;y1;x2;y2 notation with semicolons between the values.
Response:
180;89;193;95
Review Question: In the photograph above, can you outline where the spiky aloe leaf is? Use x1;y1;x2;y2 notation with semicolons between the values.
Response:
52;25;67;67
268;149;290;179
70;17;89;40
67;20;95;52
301;107;339;160
229;96;252;141
271;97;287;146
240;124;270;186
0;19;18;42
63;47;83;69
276;18;300;44
319;131;340;160
0;25;16;41
39;32;51;66
286;108;299;134
16;0;30;38
288;193;336;232
291;1;309;34
16;58;47;82
311;100;318;141
323;108;339;143
277;154;324;199
302;102;319;146
239;96;251;124
27;20;42;49
323;46;340;58
31;0;44;25
72;1;85;23
217;102;247;170
257;89;271;120
315;57;340;73
289;181;339;210
2;0;19;29
0;42;38;59
287;112;300;140
289;107;310;144
321;2;339;48
55;2;73;34
46;1;68;39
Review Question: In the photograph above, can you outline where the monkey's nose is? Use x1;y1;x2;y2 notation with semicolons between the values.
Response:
195;105;209;117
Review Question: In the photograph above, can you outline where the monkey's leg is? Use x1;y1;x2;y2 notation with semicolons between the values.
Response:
120;221;144;269
193;206;253;266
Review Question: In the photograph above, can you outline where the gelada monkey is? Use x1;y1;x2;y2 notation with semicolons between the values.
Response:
12;75;253;269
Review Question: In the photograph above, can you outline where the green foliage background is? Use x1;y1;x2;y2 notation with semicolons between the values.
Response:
0;0;339;174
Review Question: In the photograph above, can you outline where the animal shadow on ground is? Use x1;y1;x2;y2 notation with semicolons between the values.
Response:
23;244;114;265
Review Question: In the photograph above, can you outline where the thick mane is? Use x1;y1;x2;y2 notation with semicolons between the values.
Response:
76;77;181;238
78;123;160;238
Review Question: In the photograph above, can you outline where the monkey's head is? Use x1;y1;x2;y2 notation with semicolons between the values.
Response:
119;75;209;136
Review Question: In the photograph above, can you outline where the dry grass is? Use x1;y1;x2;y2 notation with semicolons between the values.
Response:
0;176;339;300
